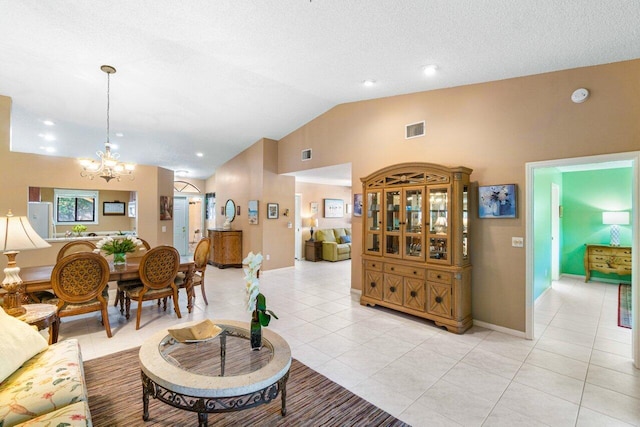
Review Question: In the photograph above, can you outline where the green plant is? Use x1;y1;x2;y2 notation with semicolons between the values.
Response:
94;235;143;255
72;224;87;234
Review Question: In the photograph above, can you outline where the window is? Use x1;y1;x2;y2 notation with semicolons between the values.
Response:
54;189;99;224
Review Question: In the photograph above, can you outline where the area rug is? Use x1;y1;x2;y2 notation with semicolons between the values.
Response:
619;284;631;329
84;346;408;427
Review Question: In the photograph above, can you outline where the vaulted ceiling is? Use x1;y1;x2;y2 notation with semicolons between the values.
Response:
1;1;639;180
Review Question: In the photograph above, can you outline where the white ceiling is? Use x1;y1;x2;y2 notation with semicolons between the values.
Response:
1;1;639;181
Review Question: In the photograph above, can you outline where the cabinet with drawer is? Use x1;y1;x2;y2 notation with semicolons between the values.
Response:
584;244;632;282
360;162;473;334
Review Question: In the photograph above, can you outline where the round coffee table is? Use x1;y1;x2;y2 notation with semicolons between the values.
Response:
139;319;291;427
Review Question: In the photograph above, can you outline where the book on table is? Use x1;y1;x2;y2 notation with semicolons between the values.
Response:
168;319;222;342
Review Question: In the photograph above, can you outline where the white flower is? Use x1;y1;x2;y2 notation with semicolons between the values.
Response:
243;251;263;312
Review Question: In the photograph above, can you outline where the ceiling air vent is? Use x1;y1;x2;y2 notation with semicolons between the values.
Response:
405;121;425;139
301;148;312;161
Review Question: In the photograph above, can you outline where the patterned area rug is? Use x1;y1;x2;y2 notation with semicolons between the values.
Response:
619;284;631;329
84;346;408;427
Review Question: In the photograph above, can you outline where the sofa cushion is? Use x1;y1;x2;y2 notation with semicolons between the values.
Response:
0;306;48;383
334;228;347;239
14;400;91;427
0;339;87;426
336;244;351;255
317;229;336;243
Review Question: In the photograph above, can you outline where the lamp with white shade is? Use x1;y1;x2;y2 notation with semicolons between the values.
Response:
602;211;629;247
1;210;51;316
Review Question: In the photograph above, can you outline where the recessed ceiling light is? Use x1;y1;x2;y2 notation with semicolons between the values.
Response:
38;133;56;141
115;132;124;137
196;152;204;157
42;120;55;126
175;170;189;177
423;64;438;76
362;80;376;87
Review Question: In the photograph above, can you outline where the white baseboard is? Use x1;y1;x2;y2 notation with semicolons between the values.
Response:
473;320;526;339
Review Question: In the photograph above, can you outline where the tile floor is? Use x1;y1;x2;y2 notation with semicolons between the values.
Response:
56;260;639;426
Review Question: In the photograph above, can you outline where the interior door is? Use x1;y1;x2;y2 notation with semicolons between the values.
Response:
295;194;302;259
551;183;560;280
173;196;189;256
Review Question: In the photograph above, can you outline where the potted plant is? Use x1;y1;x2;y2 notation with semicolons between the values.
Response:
72;224;87;236
244;251;278;350
93;235;143;265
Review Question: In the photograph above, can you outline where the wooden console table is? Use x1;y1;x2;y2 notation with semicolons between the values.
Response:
584;244;632;282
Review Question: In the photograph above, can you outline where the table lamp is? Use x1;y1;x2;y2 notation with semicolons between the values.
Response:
602;211;629;247
309;218;319;241
1;210;51;316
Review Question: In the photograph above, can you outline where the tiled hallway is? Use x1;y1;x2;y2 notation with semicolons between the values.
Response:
61;260;638;426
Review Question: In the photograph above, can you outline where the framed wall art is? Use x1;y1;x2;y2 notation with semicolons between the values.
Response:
310;202;318;215
353;193;363;217
478;184;516;218
267;203;279;219
248;200;258;224
160;196;173;220
324;198;344;218
103;201;126;216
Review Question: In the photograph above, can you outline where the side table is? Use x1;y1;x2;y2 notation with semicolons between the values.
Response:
305;240;323;262
19;304;60;344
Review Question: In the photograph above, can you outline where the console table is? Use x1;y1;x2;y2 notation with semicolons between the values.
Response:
584;244;632;282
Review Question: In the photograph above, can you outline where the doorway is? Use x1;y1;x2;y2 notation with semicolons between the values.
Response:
526;151;639;366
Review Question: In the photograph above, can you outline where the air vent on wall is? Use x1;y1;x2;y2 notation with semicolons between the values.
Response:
301;148;312;161
405;121;425;139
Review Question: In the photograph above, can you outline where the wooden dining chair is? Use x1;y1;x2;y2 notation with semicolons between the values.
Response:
50;251;112;338
56;240;97;261
176;237;211;305
124;245;181;330
114;238;151;313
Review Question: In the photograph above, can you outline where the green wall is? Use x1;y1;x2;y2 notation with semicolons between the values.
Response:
533;167;562;299
562;168;632;281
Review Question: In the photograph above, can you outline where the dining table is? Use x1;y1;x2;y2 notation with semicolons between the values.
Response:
18;255;197;313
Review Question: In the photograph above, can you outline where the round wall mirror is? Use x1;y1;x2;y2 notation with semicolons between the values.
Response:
225;199;236;223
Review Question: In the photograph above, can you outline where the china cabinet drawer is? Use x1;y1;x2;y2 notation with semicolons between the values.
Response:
365;260;383;271
384;263;424;278
427;270;452;285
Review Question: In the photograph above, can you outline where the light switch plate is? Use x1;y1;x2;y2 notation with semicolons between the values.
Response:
512;237;524;247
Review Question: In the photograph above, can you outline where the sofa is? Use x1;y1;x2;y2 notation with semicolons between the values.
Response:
0;306;92;427
315;228;352;261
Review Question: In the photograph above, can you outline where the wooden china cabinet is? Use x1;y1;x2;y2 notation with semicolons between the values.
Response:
360;163;472;333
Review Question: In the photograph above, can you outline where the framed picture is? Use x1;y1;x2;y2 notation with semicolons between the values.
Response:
310;202;318;215
103;201;126;216
160;196;173;221
324;198;344;218
267;203;279;219
248;200;258;224
479;184;517;218
353;193;363;217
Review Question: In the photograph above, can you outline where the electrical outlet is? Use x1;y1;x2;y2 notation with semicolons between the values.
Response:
161;226;166;232
512;237;524;247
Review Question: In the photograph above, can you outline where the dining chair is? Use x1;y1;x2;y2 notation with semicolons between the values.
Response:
50;251;112;338
124;245;181;330
56;240;97;262
114;238;151;313
176;237;211;305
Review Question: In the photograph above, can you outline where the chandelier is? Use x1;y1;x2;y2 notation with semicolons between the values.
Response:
79;65;135;182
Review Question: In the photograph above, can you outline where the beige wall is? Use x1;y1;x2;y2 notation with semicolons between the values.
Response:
278;59;640;332
0;95;174;268
211;138;295;270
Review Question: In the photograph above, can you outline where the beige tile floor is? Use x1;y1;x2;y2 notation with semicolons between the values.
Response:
55;260;639;426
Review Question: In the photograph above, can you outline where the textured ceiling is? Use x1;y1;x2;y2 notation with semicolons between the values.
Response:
1;1;639;180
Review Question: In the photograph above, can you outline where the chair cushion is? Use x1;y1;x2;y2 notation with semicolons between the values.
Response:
0;339;87;426
317;229;336;243
175;272;203;288
336;244;351;255
127;286;175;299
0;306;48;383
49;299;103;315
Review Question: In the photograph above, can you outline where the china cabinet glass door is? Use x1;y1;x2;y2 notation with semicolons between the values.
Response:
365;190;382;255
384;189;401;257
428;186;450;262
404;187;424;261
462;186;469;260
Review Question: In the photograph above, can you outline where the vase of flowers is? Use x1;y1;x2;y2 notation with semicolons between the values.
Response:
72;224;87;237
94;235;143;265
244;251;278;350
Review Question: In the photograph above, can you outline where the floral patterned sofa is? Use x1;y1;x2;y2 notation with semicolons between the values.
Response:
0;306;92;426
315;228;352;261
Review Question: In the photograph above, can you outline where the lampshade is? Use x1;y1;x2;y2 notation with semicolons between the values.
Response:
602;211;629;225
0;213;51;251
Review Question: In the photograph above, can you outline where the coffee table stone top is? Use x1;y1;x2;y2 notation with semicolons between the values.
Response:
139;319;291;398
